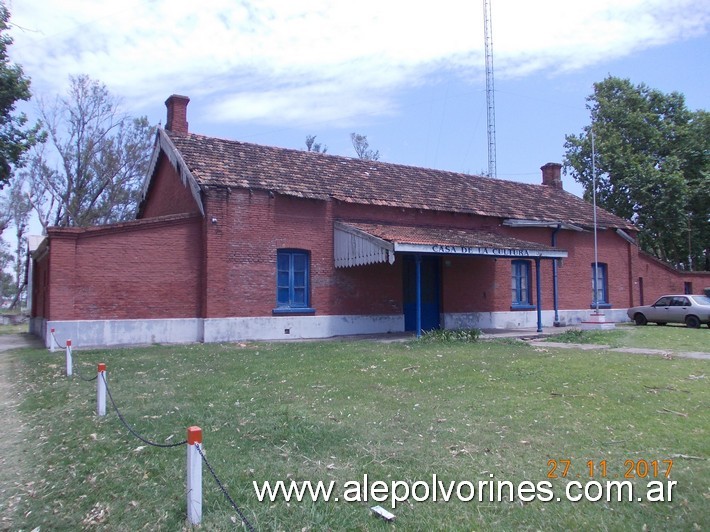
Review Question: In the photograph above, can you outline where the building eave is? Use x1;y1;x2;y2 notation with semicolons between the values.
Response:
502;219;586;232
334;221;568;268
140;128;205;216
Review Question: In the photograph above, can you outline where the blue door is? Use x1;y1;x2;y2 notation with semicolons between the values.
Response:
403;255;441;332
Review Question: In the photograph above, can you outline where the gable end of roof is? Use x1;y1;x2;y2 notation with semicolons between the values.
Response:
139;128;205;216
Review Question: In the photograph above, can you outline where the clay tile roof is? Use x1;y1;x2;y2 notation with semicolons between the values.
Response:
343;222;560;252
167;130;635;230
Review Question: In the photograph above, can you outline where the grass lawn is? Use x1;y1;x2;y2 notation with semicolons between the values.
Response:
553;323;710;352
1;333;708;531
0;323;28;335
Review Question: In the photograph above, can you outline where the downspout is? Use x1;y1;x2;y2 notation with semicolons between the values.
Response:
535;257;542;333
415;254;422;338
551;224;561;326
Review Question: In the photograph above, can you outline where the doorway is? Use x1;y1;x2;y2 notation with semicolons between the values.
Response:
403;255;441;332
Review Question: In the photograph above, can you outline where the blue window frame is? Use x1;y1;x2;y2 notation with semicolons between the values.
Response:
275;249;314;313
591;262;610;308
511;260;534;309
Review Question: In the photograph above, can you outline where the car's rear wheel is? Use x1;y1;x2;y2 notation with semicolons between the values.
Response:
685;315;701;329
634;313;648;326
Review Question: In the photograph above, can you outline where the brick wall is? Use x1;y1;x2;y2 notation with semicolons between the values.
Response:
43;214;202;320
198;192;539;319
201;189;336;317
140;154;201;218
31;248;50;319
333;262;403;314
197;192;659;318
436;224;637;314
47;231;80;320
636;252;710;303
551;229;633;310
442;255;498;312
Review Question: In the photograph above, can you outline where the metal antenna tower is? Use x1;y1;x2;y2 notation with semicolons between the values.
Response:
483;0;496;178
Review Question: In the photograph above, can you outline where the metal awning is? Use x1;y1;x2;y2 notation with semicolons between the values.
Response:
334;221;567;268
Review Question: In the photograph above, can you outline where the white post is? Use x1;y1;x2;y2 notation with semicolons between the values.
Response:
65;340;73;377
97;363;106;416
187;426;203;525
50;327;56;353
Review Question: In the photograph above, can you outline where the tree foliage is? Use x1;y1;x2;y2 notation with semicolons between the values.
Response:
305;134;327;153
25;75;155;229
0;240;14;299
0;174;31;306
564;76;709;270
0;2;42;188
350;133;380;161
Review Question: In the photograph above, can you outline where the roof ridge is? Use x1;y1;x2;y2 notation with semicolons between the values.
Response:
172;130;554;186
164;130;635;231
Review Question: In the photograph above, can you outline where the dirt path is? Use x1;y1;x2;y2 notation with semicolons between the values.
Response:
0;334;43;529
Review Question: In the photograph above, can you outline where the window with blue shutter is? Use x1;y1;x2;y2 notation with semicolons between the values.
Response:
274;249;314;313
511;260;534;309
591;262;610;308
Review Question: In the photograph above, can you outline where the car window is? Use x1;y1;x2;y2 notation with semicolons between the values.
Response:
672;297;690;306
690;295;710;305
654;297;672;306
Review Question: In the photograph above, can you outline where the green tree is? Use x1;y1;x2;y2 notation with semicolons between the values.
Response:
0;2;42;188
563;76;709;270
25;75;155;229
305;135;327;154
0;241;14;300
0;174;31;307
350;133;380;161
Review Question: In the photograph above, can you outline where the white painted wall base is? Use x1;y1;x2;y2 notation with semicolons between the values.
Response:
443;309;630;330
35;309;630;348
42;318;204;348
37;314;404;348
204;314;404;342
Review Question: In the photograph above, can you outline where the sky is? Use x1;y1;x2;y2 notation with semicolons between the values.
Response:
6;0;710;202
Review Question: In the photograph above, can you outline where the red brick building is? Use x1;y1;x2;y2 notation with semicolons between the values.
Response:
29;95;709;347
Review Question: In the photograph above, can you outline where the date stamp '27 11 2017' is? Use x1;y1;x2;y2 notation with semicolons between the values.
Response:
547;459;673;479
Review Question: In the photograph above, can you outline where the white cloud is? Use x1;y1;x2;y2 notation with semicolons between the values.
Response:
7;0;709;126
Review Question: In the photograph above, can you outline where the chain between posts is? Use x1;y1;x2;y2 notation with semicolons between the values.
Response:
195;443;256;532
50;330;62;351
68;353;254;528
101;373;187;448
60;336;97;381
74;363;98;382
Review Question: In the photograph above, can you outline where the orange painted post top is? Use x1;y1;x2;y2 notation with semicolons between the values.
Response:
98;363;106;372
66;339;72;347
187;426;203;445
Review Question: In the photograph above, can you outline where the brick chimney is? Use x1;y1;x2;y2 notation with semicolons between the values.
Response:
540;162;563;189
165;95;190;135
